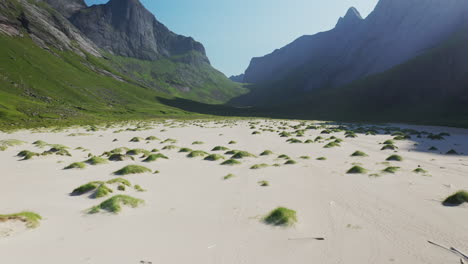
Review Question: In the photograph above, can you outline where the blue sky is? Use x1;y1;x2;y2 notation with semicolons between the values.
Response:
85;0;379;76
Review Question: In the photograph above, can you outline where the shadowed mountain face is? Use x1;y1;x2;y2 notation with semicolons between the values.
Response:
242;0;468;93
70;0;207;62
41;0;86;18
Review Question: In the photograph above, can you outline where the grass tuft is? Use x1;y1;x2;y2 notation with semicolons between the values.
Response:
187;150;209;158
0;139;26;151
88;195;144;214
85;156;108;165
413;168;428;174
107;178;131;187
446;149;459;155
64;162;86;170
0;212;42;228
250;163;269;169
114;165;152;176
212;146;229;151
223;174;235;180
143;153;169;162
284;160;297;165
17;150;40;160
231;151;256;159
347;166;367;174
351;151;368;157
221;159;241;166
264;207;297;227
316;157;327;161
204;154;225;161
258;180;269;187
382;166;400;174
386;155;403;161
442;191;468;206
178;147;193;153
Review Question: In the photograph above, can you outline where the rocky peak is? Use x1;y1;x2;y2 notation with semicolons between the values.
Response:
70;0;207;62
336;7;363;28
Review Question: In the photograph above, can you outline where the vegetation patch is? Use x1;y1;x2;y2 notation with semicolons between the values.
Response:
0;139;26;151
231;151;256;159
442;191;468;206
347;166;367;174
386;155;403;162
446;149;459;155
192;141;204;145
126;149;150;156
264;207;297;227
221;159;241;166
71;181;103;196
316;157;327;161
187;150;209;158
17;150;40;160
223;174;235;180
0;212;42;228
88;195;144;214
381;144;398;150
277;154;290;160
32;140;48;148
143;153;169;162
93;184;114;198
228;141;237;144
413;168;428;174
114;165;152;176
178;147;193;153
134;185;146;192
260;150;273;156
145;136;159;141
258;180;269;187
250;163;269;169
107;178;131;187
351;151;368;157
212;146;229;151
324;142;341;148
85;156;108;165
204;154;225;161
162;145;179;150
64;162;86;170
129;137;144;142
285;160;297;165
382;166;400;174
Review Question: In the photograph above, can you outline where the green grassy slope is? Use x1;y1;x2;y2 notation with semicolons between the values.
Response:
0;34;204;129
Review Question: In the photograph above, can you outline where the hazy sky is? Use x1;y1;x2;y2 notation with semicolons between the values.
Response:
85;0;379;76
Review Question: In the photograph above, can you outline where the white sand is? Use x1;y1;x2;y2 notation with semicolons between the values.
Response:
0;119;467;264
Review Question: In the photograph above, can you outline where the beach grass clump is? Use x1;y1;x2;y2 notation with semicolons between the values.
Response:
381;144;398;150
413;168;428;174
32;140;48;148
351;151;368;157
114;165;152;176
446;149;459;155
442;191;468;206
162;138;177;144
252;131;261;135
277;154;290;160
204;154;225;161
258;180;269;187
0;212;42;228
64;162;86;170
134;185;146;192
316;157;327;161
71;181;103;196
300;156;311;160
42;145;71;156
324;142;341;148
93;184;114;198
382;166;400;174
192;141;204;145
264;207;297;227
221;159;241;166
428;146;438;151
143;153;169;162
285;160;297;165
117;185;126;191
347;166;367;174
108;154;131;161
287;138;303;144
162;145;179;150
126;149;151;156
88;195;144;214
145;136;159;141
0;139;26;151
107;178;131;187
17;150;40;160
386;155;403;162
129;137;144;142
383;140;395;145
250;163;269;169
260;150;273;156
228;140;237;145
279;131;292;137
187;150;209;158
231;151;256;159
85;156;108;165
212;146;229;151
223;174;235;180
178;147;193;153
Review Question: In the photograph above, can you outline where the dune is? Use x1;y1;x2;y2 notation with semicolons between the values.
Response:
0;119;467;264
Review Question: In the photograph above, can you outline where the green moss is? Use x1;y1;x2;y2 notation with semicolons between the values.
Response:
264;207;297;227
442;191;468;206
0;212;42;229
250;163;269;169
204;154;225;161
114;165;152;175
223;173;235;180
386;155;403;161
187;150;209;158
85;156;108;165
64;162;86;170
382;166;400;174
143;153;169;162
221;159;241;166
347;166;367;174
88;195;144;214
351;151;368;157
212;146;229;151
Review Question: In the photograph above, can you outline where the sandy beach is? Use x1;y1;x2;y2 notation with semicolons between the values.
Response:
0;119;467;264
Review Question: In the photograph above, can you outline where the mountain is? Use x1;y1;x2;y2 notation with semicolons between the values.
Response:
241;0;468;100
0;0;245;128
229;74;245;83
